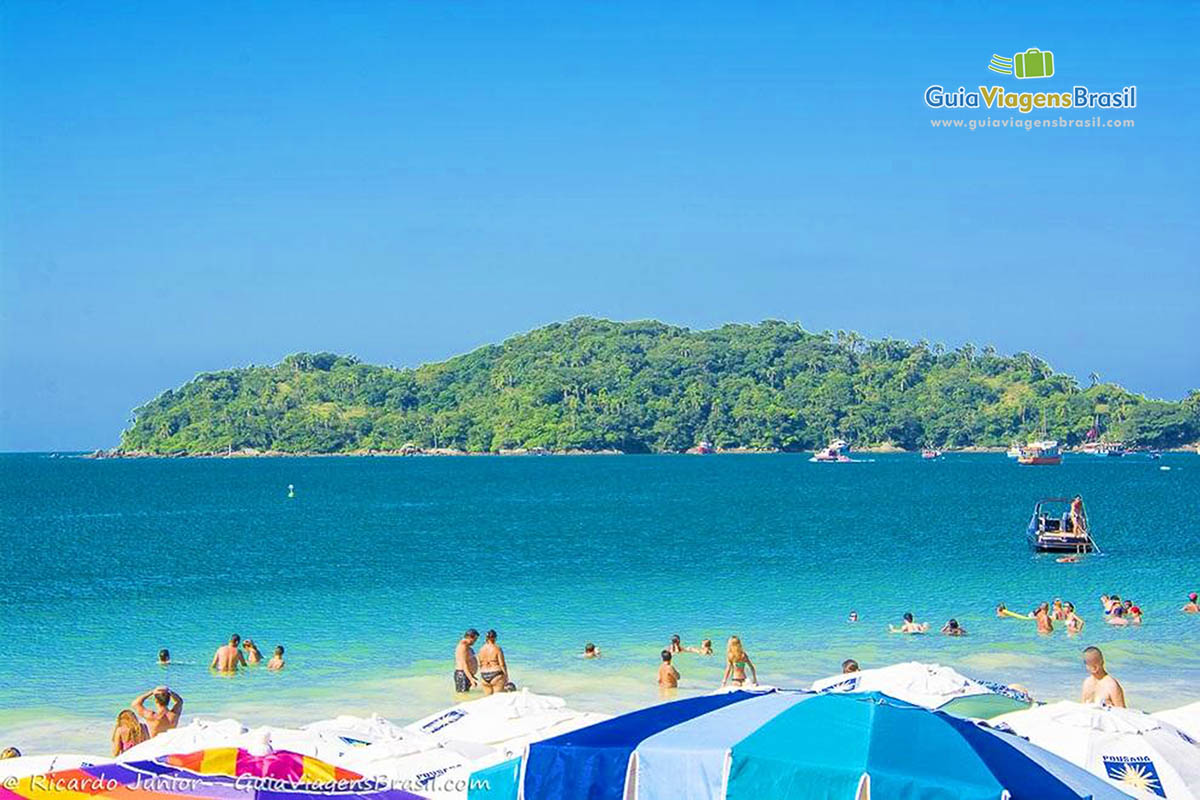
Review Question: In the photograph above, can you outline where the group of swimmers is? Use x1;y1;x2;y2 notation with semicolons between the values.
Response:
207;633;286;672
653;635;757;691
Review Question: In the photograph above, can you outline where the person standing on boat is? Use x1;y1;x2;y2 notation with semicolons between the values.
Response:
1069;495;1087;537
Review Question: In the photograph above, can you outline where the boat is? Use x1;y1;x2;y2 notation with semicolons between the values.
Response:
693;440;714;454
1006;443;1022;459
921;448;942;460
1080;441;1125;457
1017;440;1062;465
811;439;852;462
1026;497;1097;553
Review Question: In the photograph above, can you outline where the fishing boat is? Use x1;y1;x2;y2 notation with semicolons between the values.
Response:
1080;441;1125;457
921;448;942;460
1017;440;1062;465
1026;497;1097;553
810;439;852;462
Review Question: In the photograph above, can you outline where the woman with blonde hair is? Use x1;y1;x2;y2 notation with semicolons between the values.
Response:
111;709;148;756
721;636;758;688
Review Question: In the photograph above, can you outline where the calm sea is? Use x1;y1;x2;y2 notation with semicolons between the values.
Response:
1;452;1197;754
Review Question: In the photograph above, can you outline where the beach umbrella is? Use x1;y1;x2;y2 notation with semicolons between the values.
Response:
521;690;1131;800
811;661;1034;719
1153;701;1200;742
0;748;428;800
995;701;1200;799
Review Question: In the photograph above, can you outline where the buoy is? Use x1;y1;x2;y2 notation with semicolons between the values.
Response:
1159;466;1170;471
287;484;295;498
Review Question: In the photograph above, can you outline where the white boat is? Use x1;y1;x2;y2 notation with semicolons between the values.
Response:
810;438;851;462
1006;443;1023;458
1018;440;1062;465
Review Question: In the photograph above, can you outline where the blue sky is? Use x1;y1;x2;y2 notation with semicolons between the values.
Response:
2;2;1197;450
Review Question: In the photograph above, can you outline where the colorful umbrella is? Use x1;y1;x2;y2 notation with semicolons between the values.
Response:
995;701;1200;799
811;661;1033;719
522;691;1133;800
0;748;427;800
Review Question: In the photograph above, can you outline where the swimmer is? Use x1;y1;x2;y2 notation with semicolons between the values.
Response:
685;638;713;655
158;648;171;665
477;629;508;696
1128;605;1143;625
1183;593;1199;613
1052;599;1068;621
267;645;285;670
721;636;758;687
1081;646;1126;708
889;613;929;634
242;639;263;665
1033;603;1054;634
211;634;249;673
1106;606;1129;626
842;659;860;674
995;603;1008;617
848;611;859;623
582;642;601;658
131;686;182;738
941;619;967;636
657;650;679;689
668;634;684;654
1064;602;1085;635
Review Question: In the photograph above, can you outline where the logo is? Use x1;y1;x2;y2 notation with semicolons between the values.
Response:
1102;756;1166;798
820;675;860;693
989;48;1055;79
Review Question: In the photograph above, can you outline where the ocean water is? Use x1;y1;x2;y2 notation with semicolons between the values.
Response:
1;452;1197;755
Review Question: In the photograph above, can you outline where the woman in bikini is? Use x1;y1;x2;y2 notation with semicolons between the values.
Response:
477;629;508;696
111;709;148;756
1064;602;1085;635
721;636;758;688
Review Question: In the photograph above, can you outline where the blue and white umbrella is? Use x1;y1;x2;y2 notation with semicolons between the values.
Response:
811;661;1033;719
521;690;1132;800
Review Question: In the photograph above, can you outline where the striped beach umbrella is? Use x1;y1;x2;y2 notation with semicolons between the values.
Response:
0;748;427;800
521;691;1132;800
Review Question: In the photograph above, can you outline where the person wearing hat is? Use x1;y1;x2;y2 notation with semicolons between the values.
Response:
1183;593;1199;613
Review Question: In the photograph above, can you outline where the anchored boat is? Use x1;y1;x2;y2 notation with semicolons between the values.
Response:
1026;497;1097;553
1017;440;1062;465
921;448;942;460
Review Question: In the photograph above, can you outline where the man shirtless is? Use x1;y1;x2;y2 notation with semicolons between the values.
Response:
211;633;249;673
657;650;679;689
1081;646;1126;708
132;686;183;737
888;612;929;634
1034;603;1054;634
454;629;479;693
1183;593;1200;613
477;629;508;695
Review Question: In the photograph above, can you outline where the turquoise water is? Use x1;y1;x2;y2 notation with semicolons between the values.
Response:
1;452;1197;754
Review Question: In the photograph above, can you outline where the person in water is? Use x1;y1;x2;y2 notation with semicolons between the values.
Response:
454;629;480;693
1033;603;1054;634
842;659;860;674
1183;593;1200;613
941;619;966;636
889;613;929;634
657;650;679;689
267;645;285;670
1052;599;1068;621
582;642;601;658
132;686;182;738
848;611;859;623
111;709;149;756
242;639;263;665
688;638;714;655
477;629;508;696
721;636;758;687
211;634;249;673
158;648;170;665
1064;602;1085;635
668;634;683;653
1081;646;1126;708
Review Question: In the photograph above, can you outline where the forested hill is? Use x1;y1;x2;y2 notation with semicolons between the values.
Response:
117;318;1200;454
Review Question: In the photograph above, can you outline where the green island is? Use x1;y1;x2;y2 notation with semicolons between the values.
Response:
114;318;1200;455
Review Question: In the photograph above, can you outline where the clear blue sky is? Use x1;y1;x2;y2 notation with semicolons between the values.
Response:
2;2;1197;450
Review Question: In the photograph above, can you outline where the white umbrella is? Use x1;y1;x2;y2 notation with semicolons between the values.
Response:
1153;701;1200;742
994;701;1200;799
810;661;1033;718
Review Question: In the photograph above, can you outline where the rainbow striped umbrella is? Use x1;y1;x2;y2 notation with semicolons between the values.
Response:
0;748;426;800
521;691;1133;800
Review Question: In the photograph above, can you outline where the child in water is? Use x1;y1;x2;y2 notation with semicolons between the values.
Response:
267;645;285;671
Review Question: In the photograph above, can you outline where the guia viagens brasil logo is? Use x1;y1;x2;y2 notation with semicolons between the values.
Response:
925;48;1136;114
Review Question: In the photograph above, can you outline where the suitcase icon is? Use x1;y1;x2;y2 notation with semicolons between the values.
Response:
1014;48;1054;79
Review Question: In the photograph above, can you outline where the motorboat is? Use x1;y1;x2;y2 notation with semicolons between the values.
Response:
1006;443;1022;459
811;439;851;462
921;448;942;459
1026;497;1097;553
